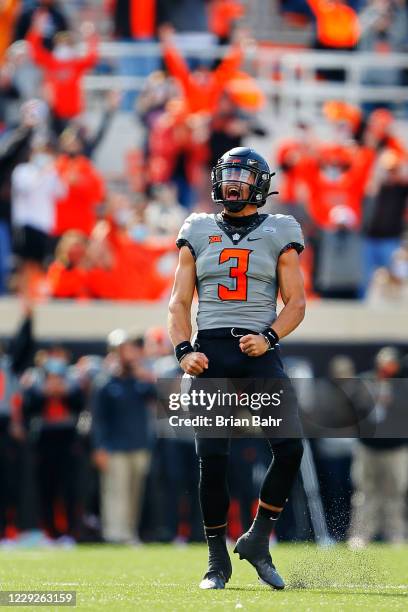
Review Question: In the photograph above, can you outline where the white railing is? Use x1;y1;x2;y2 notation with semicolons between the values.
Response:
83;42;408;119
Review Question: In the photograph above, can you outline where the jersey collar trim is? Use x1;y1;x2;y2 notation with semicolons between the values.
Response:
214;213;269;244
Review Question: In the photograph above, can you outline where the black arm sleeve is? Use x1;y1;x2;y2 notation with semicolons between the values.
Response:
9;315;35;376
83;110;114;158
0;127;31;184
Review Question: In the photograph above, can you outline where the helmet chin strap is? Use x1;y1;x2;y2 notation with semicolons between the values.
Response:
266;175;278;198
223;201;247;213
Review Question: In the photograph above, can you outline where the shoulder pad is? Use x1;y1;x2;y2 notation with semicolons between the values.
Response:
182;212;213;224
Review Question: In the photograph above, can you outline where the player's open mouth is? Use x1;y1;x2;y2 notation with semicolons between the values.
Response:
226;185;241;200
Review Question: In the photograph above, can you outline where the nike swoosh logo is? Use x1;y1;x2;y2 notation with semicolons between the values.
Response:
247;237;262;242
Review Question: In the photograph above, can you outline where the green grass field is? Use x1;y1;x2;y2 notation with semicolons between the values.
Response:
0;544;407;611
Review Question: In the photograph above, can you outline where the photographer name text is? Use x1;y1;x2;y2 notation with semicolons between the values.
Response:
168;415;283;428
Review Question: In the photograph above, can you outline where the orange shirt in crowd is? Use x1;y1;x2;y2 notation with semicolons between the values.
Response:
87;220;175;301
0;0;20;64
46;220;175;301
307;0;360;48
383;136;407;159
209;0;244;39
105;222;172;300
225;71;265;111
162;42;243;114
47;261;89;299
54;155;105;236
27;29;98;119
275;139;309;204
299;145;375;227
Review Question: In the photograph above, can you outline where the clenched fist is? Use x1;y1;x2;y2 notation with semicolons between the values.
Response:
180;352;209;375
239;334;269;357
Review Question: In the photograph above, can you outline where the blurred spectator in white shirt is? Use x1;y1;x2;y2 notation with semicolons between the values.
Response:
11;135;66;295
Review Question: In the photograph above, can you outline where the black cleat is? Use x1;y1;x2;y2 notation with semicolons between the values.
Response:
199;534;232;590
199;570;228;590
233;531;285;590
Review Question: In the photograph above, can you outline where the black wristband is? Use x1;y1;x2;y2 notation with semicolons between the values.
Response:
175;341;194;363
261;328;280;350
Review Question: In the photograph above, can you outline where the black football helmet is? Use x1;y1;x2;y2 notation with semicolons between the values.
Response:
211;147;275;212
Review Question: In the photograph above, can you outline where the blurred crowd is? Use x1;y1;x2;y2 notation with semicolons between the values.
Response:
0;0;406;302
0;309;407;546
274;105;408;300
281;0;408;59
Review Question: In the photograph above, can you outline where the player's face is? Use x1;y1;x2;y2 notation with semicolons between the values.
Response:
220;167;256;201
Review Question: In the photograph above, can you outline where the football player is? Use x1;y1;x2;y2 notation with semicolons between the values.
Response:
168;147;306;590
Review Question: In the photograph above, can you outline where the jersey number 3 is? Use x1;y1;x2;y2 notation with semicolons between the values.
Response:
218;248;252;301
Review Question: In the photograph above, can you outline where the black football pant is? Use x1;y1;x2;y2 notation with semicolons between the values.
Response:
193;329;304;531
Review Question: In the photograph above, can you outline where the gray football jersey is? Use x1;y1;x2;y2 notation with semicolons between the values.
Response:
176;213;304;332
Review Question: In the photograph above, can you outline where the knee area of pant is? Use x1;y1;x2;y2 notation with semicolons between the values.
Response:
199;454;228;481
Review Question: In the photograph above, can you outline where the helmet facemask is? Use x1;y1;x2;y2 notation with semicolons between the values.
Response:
211;163;271;212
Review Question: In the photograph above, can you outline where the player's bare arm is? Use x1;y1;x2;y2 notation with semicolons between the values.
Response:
274;247;306;336
239;248;306;357
168;246;209;375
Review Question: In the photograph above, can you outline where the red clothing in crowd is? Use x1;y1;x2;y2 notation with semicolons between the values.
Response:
299;145;375;228
275;139;309;204
367;110;408;159
162;42;243;114
27;29;98;119
106;0;156;38
43;398;71;422
129;0;155;38
54;155;105;236
148;109;208;186
46;261;89;299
